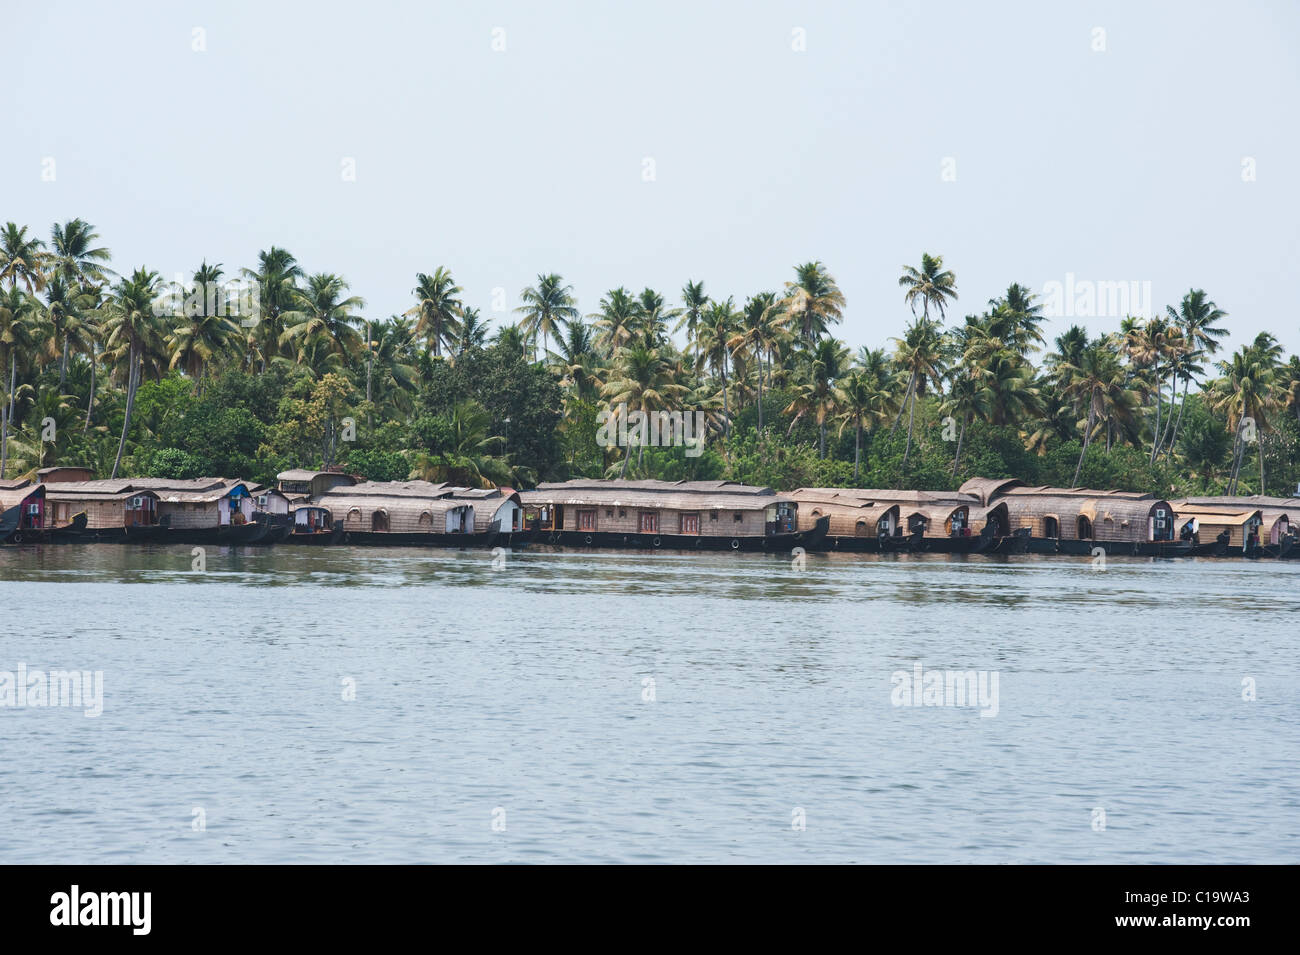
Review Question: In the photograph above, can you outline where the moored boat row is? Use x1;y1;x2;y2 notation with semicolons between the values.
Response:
3;468;1298;560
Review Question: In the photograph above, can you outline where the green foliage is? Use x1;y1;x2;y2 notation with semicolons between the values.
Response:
344;448;409;482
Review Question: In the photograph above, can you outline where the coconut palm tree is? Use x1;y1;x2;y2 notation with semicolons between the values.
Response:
891;317;946;464
100;268;163;478
0;223;48;293
1059;339;1125;486
282;273;365;371
727;292;778;430
0;287;38;477
674;280;708;357
411;400;512;488
406;267;463;358
1162;289;1227;456
898;253;957;321
1209;333;1281;494
50;218;114;288
515;273;578;362
552;318;603;402
838;351;897;479
634;288;677;349
782;261;845;341
784;337;850;457
241;246;302;372
986;282;1044;356
601;343;686;476
695;298;740;438
591;287;640;357
458;305;488;355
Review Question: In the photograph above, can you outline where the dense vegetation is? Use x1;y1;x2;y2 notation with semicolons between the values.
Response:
2;219;1298;496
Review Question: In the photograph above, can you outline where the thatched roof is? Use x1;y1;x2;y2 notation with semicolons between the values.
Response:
523;482;787;511
147;480;251;504
0;483;43;508
536;479;777;498
1170;503;1262;528
277;468;359;485
958;477;1025;506
45;482;160;504
322;480;453;499
43;479;143;497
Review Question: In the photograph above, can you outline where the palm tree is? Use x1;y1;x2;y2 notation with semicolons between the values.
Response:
1163;289;1227;456
1209;334;1281;494
100;268;162;478
0;287;37;477
898;253;958;321
553;318;603;402
986;282;1044;355
36;275;93;388
458;305;488;354
50;218;114;288
241;246;302;372
891;317;946;464
634;288;677;348
601;343;686;476
406;267;462;358
782;261;845;341
0;223;48;293
591;287;640;357
784;337;850;457
838;352;896;479
727;292;778;430
411;400;512;488
674;280;708;357
282;273;365;371
1059;339;1125;485
695;298;740;438
515;273;578;362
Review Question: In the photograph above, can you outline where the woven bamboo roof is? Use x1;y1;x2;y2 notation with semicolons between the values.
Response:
0;483;43;508
536;479;777;498
277;468;359;483
1170;503;1262;527
790;490;900;522
523;483;786;511
43;479;147;497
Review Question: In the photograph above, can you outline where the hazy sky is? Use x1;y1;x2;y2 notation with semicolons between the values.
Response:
7;0;1298;356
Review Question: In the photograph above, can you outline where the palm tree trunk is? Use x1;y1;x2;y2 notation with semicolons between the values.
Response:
854;421;862;480
619;439;633;478
1259;434;1266;495
59;337;69;388
84;344;97;433
1149;359;1162;462
818;421;826;458
111;346;139;479
903;386;917;465
951;416;966;478
1165;377;1190;459
1072;393;1097;486
0;352;11;479
720;364;730;439
891;372;916;435
756;359;764;431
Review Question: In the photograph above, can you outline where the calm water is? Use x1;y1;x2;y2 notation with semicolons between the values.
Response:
1;542;1297;864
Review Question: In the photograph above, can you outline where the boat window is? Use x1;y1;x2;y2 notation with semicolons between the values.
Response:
1077;516;1093;539
733;513;742;522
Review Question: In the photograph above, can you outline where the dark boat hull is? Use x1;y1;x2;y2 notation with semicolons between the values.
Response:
1025;537;1193;558
535;516;830;552
338;530;501;548
285;524;345;545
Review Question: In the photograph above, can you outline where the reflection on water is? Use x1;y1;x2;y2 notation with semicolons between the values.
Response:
1;543;1297;863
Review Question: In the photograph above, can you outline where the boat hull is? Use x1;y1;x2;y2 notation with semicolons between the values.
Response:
1025;538;1193;558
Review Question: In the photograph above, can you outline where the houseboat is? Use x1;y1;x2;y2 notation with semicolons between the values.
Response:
285;504;344;544
788;489;903;552
1170;503;1269;558
958;478;1191;557
250;485;294;543
276;468;359;497
0;481;46;544
1176;495;1297;558
519;479;829;551
312;481;484;546
41;479;165;541
127;478;267;543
